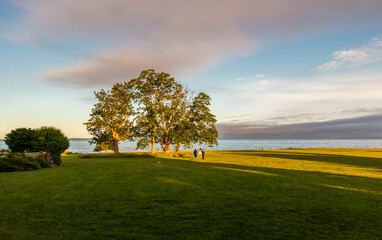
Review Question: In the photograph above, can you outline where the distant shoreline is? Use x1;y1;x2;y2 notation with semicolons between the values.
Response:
1;138;382;141
69;138;92;140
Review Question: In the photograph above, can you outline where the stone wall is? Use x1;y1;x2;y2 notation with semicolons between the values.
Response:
25;152;41;158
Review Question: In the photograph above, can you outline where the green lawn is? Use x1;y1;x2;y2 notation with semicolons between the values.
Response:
0;149;381;239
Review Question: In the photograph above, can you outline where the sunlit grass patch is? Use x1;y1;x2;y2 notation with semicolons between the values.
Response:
319;184;382;196
174;149;382;179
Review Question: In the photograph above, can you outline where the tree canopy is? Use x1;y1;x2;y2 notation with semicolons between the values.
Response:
128;69;190;153
84;82;134;154
171;92;218;152
85;69;218;154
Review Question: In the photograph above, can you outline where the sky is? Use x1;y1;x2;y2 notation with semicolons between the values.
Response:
1;0;382;139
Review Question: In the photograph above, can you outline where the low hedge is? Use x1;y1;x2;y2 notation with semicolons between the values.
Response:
0;153;52;172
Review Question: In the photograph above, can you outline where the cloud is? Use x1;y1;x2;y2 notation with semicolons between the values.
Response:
257;107;382;125
215;71;382;127
217;114;382;139
237;71;382;103
43;43;252;86
5;0;382;86
236;74;266;81
316;36;382;70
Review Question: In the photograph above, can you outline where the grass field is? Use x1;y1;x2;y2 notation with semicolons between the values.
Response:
0;149;381;239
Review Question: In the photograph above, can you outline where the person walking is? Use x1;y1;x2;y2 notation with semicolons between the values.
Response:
193;149;198;158
201;149;205;160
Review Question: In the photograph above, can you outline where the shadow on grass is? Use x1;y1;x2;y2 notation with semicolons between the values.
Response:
158;156;382;197
228;150;382;169
65;153;382;196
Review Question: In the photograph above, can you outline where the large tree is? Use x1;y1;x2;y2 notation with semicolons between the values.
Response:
157;83;189;152
128;69;189;153
188;92;219;147
129;69;217;153
171;92;218;152
84;83;134;154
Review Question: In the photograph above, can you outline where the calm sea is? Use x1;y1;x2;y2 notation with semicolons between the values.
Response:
1;139;382;153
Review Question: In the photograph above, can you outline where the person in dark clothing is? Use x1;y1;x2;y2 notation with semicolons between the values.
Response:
201;149;205;160
193;149;198;158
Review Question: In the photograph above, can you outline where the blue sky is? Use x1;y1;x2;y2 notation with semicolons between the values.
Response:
1;0;382;139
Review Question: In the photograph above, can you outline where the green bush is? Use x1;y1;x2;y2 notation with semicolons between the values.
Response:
27;153;52;168
0;153;42;172
0;158;18;172
33;127;70;166
4;128;36;153
51;154;61;166
9;153;41;170
3;126;69;167
0;153;55;172
37;156;51;168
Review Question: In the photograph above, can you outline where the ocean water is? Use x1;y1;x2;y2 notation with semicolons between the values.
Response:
1;139;382;153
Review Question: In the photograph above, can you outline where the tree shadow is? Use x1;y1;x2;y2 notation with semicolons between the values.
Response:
226;150;382;169
158;156;382;195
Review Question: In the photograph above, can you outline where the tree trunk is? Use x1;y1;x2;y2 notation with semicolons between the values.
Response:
151;136;155;154
113;138;120;154
164;142;171;153
160;139;165;152
175;143;181;153
162;134;171;153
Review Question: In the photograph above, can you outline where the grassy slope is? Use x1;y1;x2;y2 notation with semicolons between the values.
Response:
0;149;381;239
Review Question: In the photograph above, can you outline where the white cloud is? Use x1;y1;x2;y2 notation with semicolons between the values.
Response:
236;74;266;81
5;0;382;86
316;36;382;70
218;71;382;125
44;41;254;86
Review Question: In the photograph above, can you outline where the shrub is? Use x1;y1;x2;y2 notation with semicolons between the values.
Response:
0;158;18;172
33;127;70;166
0;153;41;172
4;128;36;153
38;158;51;168
0;153;53;172
10;153;41;170
3;126;69;167
39;152;54;168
